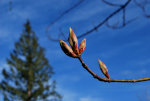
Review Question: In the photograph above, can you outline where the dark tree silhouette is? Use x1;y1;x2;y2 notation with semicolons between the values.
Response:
0;21;61;101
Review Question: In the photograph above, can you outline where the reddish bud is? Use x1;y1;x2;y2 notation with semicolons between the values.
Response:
69;27;79;55
79;38;86;55
59;40;77;58
98;59;110;79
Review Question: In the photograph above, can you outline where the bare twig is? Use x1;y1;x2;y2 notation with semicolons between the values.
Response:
47;0;132;41
46;28;62;42
78;56;150;83
134;0;150;18
101;0;122;7
76;0;131;39
105;6;126;29
123;8;126;26
106;20;120;29
46;0;85;42
58;28;67;41
48;0;84;27
106;16;138;29
47;0;150;42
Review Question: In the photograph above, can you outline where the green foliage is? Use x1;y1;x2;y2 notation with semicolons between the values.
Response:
0;21;61;101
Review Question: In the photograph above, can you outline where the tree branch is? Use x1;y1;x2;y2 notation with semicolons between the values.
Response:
76;0;131;39
78;56;150;83
106;16;138;29
122;8;126;26
47;0;150;42
59;26;150;83
101;0;122;7
48;0;84;28
46;0;85;42
46;0;132;42
134;0;150;18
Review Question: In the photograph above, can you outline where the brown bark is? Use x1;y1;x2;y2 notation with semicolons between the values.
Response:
78;56;150;83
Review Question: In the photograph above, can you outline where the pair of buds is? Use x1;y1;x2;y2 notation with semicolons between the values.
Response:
59;27;86;58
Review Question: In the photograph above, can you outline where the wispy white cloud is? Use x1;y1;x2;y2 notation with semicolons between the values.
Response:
57;85;104;101
57;86;78;101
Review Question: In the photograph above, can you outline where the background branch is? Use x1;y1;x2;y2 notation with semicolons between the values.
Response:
46;0;85;41
47;0;132;41
47;0;150;42
101;0;122;7
134;0;150;18
76;0;131;39
47;0;85;28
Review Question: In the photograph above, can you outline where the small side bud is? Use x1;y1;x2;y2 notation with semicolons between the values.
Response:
98;59;110;79
79;38;86;55
59;40;77;58
69;27;79;55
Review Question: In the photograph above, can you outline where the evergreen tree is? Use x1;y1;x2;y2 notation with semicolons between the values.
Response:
0;21;61;101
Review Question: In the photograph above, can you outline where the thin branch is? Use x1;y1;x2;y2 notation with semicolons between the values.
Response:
134;0;145;10
105;7;127;29
106;16;138;29
46;0;85;42
145;14;150;18
123;8;126;26
9;0;12;11
134;0;150;18
46;28;60;42
78;56;150;83
47;0;85;30
46;0;131;42
46;27;68;41
76;0;131;39
101;0;122;7
58;32;66;40
47;0;150;42
106;20;120;29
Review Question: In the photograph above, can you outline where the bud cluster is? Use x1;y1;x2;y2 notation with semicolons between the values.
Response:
59;27;110;79
59;27;86;58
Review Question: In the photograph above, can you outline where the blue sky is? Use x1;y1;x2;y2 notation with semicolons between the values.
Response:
0;0;150;101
